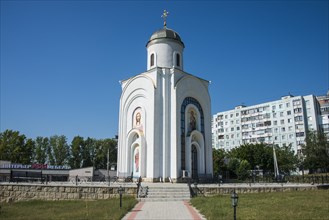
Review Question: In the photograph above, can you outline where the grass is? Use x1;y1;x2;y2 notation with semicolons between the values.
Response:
0;197;138;220
191;190;329;220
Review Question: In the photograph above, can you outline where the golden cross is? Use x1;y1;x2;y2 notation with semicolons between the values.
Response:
161;10;169;27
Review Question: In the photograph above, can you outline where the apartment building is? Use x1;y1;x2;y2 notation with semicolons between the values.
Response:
212;94;321;155
317;91;329;141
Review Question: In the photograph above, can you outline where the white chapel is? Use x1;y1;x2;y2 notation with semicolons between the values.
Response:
117;12;213;182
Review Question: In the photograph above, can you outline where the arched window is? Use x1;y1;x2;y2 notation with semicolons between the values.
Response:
150;54;155;67
176;53;180;67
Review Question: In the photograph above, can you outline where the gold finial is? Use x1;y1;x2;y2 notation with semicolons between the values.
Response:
161;10;169;27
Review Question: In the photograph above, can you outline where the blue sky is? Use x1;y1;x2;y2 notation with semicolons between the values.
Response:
1;0;328;142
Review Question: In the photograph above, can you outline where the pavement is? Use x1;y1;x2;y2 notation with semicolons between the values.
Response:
121;201;206;220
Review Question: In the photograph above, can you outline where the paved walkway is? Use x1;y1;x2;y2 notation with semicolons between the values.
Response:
122;201;206;220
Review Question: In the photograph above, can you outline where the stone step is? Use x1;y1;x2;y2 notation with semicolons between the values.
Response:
140;184;191;202
139;197;191;202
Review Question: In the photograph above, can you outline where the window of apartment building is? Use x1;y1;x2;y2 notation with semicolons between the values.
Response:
286;103;290;108
236;120;239;124
231;120;234;125
280;119;285;125
264;121;271;126
282;135;285;140
237;126;240;131
231;134;234;138
231;127;234;131
265;128;272;133
279;104;283;109
274;128;278;133
225;128;228;132
294;108;302;114
280;112;284;117
274;120;277;125
293;99;301;106
264;113;271;119
274;136;278;140
237;134;240;138
218;135;224;139
287;110;291;115
272;105;276;110
225;122;228;125
296;132;305;137
295;116;303;122
281;127;286;132
289;134;294;139
288;126;293;131
225;115;228;119
273;112;277;118
288;118;291;123
226;135;229;139
236;113;239;117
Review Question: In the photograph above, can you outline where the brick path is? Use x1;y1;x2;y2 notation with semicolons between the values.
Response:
122;201;206;220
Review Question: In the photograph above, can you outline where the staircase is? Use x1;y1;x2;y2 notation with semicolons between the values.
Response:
139;183;191;202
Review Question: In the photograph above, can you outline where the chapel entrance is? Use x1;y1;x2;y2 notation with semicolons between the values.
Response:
191;144;198;180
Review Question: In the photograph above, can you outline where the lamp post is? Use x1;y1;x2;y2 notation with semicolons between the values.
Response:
118;186;124;209
231;189;239;220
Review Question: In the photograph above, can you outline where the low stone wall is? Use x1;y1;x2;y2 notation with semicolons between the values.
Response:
192;184;322;196
0;183;137;203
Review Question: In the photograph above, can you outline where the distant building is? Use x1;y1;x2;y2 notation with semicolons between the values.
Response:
212;94;322;155
316;91;329;141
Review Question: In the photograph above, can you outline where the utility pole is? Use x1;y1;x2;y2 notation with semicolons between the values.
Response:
107;147;110;186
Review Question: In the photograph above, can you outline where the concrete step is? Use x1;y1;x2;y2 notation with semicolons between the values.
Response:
139;197;191;202
140;184;191;202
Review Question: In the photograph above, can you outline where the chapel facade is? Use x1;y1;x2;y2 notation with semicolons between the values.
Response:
117;18;213;182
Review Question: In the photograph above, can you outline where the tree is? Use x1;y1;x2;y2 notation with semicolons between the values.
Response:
275;144;298;174
49;135;69;166
0;129;33;164
228;143;298;176
22;138;35;165
33;136;49;164
236;160;251;180
81;137;96;167
69;136;84;169
302;130;329;173
213;148;228;176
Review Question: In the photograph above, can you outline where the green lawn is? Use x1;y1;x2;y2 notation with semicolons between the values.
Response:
191;190;329;220
0;197;138;220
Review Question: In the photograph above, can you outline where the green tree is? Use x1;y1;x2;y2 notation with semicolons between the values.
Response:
213;148;228;176
69;136;84;169
49;135;69;166
22;138;35;164
0;129;33;164
33;137;49;164
236;159;251;180
302;130;329;173
81;137;96;167
276;144;299;174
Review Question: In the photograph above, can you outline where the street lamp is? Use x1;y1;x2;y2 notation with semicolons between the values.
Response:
118;186;124;209
231;189;239;220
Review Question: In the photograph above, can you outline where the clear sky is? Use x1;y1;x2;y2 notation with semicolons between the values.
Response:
1;0;328;142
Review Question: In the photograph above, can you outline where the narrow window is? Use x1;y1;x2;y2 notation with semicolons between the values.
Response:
150;54;154;67
176;53;180;67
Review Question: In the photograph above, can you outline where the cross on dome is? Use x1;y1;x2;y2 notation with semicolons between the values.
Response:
161;10;169;27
